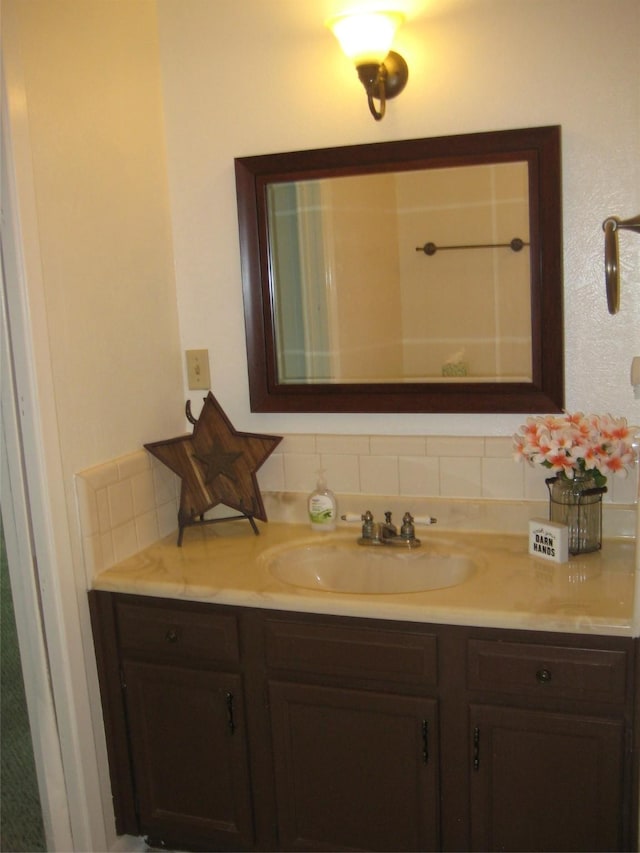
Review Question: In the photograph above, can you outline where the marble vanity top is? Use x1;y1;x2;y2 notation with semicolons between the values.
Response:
91;521;638;637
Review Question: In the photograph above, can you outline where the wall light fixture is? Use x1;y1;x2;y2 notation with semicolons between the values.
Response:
602;213;640;313
327;10;408;121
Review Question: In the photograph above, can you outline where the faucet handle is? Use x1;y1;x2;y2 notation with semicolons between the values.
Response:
359;510;378;542
340;513;367;523
401;512;415;538
362;509;375;530
413;515;437;526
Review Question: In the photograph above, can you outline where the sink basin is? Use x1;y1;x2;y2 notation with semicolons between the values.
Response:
264;540;478;594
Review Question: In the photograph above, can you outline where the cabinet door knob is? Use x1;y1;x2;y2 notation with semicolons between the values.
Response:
165;628;179;643
536;667;552;683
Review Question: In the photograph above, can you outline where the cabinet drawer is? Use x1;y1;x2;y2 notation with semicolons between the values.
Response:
468;639;628;703
265;619;438;687
115;599;239;665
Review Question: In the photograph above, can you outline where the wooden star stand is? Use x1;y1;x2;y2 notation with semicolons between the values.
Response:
144;392;282;546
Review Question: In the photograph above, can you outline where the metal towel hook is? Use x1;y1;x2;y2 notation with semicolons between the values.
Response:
603;213;640;314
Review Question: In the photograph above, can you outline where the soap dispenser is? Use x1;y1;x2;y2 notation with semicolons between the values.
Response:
308;470;337;532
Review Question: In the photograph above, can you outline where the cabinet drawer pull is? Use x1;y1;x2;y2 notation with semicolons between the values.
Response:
422;719;429;764
473;726;480;771
536;667;552;684
165;628;179;643
226;691;236;735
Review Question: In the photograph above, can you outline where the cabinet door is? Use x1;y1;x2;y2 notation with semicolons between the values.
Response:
469;703;625;852
269;681;439;852
122;660;253;850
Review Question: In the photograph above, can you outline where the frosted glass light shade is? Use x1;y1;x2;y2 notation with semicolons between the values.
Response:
327;11;405;65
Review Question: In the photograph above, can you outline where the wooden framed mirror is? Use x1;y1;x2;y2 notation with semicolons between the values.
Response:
235;125;563;413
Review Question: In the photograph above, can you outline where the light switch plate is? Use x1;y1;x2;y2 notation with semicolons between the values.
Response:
186;349;211;390
528;518;569;563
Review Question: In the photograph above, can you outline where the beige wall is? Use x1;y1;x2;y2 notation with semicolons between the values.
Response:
7;0;640;532
8;0;184;479
157;0;640;435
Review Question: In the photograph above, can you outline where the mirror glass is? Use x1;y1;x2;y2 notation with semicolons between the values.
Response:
235;126;563;413
267;162;531;384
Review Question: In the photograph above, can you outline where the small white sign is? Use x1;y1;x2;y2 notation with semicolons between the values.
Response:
528;518;569;563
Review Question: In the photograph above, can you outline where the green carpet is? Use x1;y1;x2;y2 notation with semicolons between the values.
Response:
1;519;46;852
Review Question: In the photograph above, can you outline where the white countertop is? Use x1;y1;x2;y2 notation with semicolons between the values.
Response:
92;521;638;637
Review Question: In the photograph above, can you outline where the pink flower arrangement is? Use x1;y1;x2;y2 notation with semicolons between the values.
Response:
513;412;636;487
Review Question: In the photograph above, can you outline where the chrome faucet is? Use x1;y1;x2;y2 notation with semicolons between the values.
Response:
380;511;398;541
342;510;436;548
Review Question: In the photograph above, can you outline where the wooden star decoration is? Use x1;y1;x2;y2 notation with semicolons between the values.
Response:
144;392;282;533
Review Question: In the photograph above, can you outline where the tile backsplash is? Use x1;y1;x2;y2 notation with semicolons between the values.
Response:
75;434;639;583
258;434;639;504
75;450;181;584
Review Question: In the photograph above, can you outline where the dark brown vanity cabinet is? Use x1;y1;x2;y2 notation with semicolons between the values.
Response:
466;637;635;852
89;591;639;852
122;662;254;849
263;617;441;851
469;703;624;851
89;593;255;852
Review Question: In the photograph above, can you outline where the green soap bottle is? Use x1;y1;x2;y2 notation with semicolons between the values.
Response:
308;470;337;532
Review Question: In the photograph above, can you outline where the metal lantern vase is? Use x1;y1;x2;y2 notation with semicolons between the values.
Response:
546;474;607;555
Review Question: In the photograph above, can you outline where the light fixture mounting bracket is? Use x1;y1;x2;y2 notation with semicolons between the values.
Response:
379;50;409;99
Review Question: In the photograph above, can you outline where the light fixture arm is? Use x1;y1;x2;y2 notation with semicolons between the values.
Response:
357;63;388;120
603;213;640;314
355;51;408;121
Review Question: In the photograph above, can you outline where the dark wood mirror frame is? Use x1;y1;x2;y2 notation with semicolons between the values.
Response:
235;125;564;413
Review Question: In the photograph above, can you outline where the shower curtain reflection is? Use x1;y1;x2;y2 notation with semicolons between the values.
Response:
268;182;333;382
